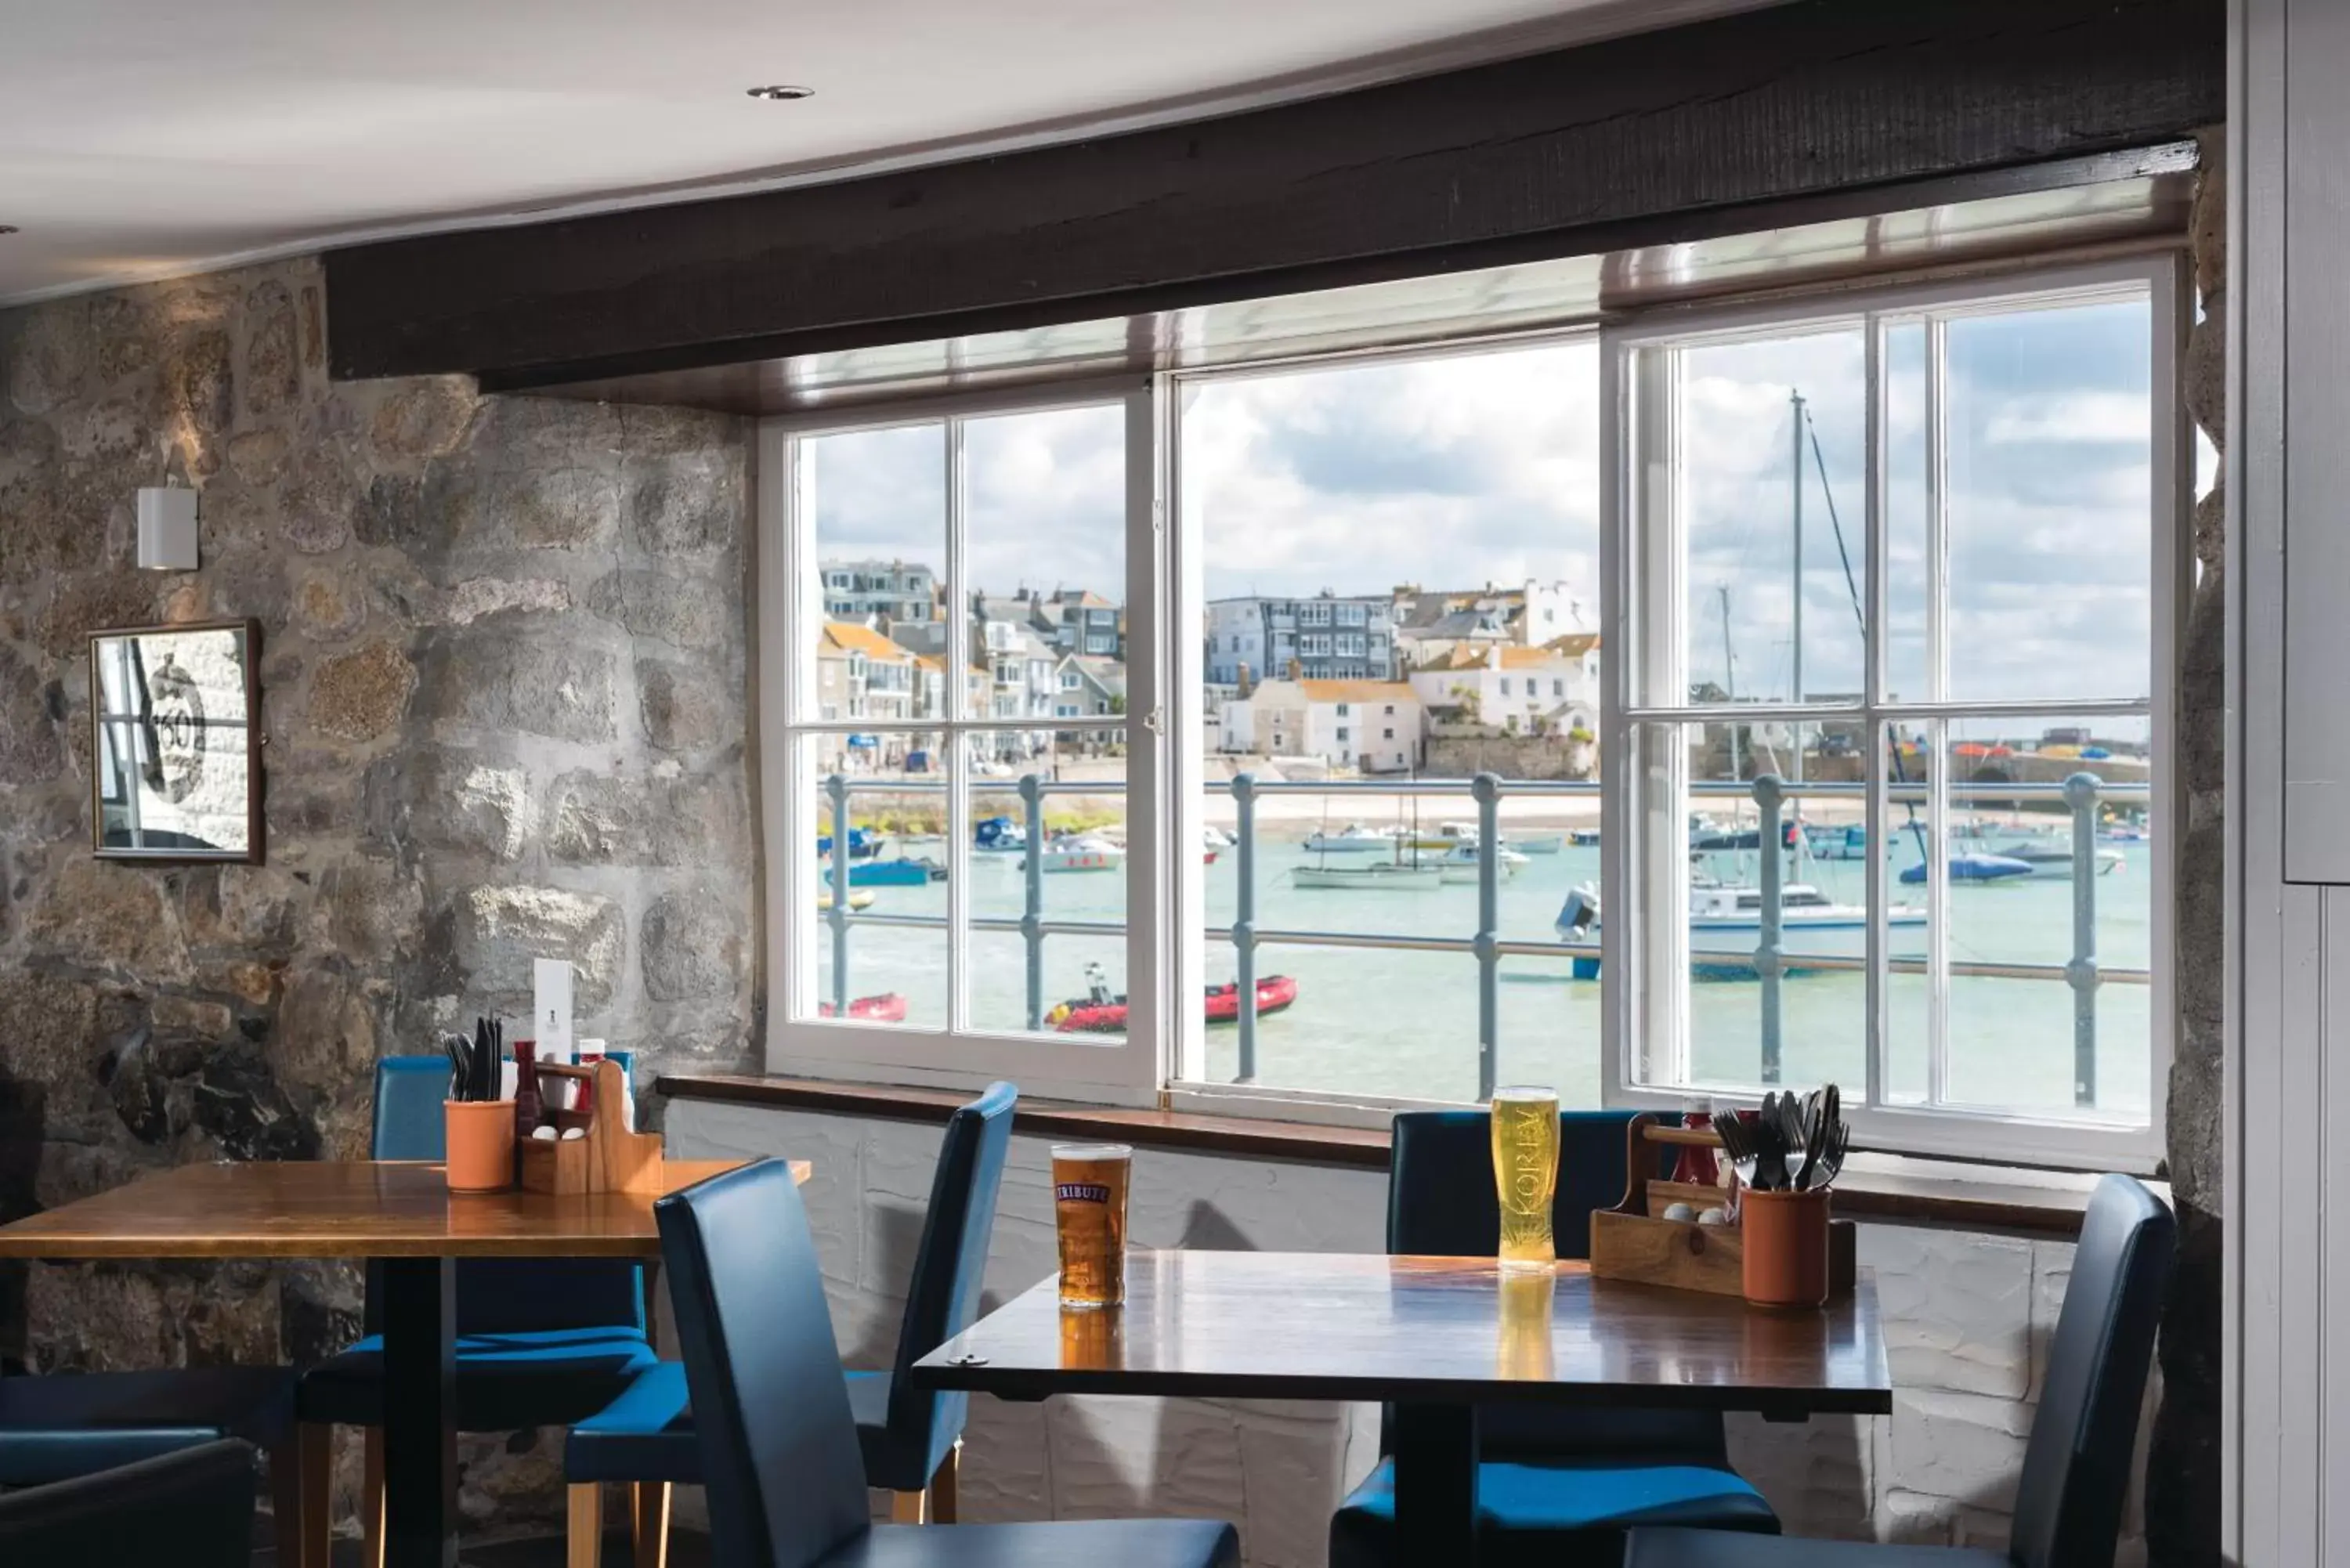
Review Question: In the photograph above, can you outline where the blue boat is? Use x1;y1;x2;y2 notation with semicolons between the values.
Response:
974;815;1025;852
826;857;947;887
1900;851;2034;885
815;826;884;860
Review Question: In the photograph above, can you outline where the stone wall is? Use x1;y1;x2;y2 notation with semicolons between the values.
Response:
0;257;757;1528
668;1099;2146;1568
2146;126;2226;1568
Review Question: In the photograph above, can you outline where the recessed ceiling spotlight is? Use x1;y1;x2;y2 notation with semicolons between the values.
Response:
746;85;813;101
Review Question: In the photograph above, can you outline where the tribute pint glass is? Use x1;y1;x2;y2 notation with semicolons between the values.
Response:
1491;1086;1560;1270
1053;1143;1132;1308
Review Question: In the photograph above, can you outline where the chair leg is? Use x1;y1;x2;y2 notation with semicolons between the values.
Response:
929;1440;961;1525
632;1481;671;1568
362;1425;388;1568
568;1482;604;1568
273;1423;331;1568
888;1486;929;1524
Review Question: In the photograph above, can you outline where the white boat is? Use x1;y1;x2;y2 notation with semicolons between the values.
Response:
1023;833;1125;873
1513;833;1565;855
1302;823;1398;854
1202;825;1236;851
1436;843;1529;883
1555;880;1927;974
1292;862;1442;891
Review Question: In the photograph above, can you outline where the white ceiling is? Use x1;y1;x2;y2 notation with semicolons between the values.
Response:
0;0;1771;307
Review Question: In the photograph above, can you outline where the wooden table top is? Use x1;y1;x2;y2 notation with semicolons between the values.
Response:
914;1250;1892;1415
0;1158;808;1260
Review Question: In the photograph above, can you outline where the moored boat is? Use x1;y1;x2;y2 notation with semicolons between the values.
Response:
819;992;908;1023
815;888;877;912
1023;832;1125;873
1048;966;1299;1033
1513;833;1565;854
1435;843;1529;883
827;856;947;887
1292;862;1442;891
1302;823;1396;854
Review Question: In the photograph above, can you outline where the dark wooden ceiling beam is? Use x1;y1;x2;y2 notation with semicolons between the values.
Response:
325;0;2223;388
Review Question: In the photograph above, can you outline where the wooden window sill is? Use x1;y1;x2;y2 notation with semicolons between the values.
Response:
656;1072;2146;1237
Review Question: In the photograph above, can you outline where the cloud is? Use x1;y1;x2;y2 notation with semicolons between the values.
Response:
801;293;2157;729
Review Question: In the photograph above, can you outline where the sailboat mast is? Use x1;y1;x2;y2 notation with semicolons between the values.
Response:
1790;388;1806;785
1719;583;1741;782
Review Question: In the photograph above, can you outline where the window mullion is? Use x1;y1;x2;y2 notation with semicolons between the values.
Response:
1925;316;1952;1109
1864;316;1888;1114
944;417;969;1035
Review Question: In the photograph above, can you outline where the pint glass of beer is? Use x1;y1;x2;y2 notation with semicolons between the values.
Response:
1053;1143;1132;1308
1491;1086;1560;1270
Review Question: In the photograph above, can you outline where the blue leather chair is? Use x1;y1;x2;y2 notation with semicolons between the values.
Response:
0;1364;311;1562
0;1436;259;1568
1328;1109;1779;1566
567;1082;1018;1564
298;1055;660;1567
1625;1172;2175;1568
655;1155;1239;1568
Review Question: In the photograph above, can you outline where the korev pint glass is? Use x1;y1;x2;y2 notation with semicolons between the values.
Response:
1053;1143;1132;1308
1491;1086;1560;1270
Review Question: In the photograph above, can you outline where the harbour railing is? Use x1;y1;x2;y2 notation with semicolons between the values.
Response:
818;768;2151;1105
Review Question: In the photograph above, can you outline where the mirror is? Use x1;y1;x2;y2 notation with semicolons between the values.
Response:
89;619;262;863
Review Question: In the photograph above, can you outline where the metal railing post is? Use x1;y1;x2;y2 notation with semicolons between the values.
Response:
1473;771;1502;1102
2066;772;2100;1108
1233;773;1258;1084
1752;773;1785;1086
1021;773;1045;1031
827;772;851;1017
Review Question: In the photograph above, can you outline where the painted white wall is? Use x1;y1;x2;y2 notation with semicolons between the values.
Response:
664;1099;2144;1567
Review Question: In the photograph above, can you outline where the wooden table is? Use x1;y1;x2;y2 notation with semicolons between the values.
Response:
913;1250;1890;1560
0;1158;808;1568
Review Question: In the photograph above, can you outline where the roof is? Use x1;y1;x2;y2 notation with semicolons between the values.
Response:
1544;632;1602;659
1437;643;1581;672
1297;679;1420;705
821;621;913;662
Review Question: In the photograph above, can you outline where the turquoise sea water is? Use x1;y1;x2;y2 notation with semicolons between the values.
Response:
816;836;2153;1118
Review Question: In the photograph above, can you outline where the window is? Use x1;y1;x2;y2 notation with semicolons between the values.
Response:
764;396;1153;1097
760;254;2175;1169
1603;258;2174;1167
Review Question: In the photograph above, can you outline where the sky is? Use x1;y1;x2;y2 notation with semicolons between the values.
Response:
807;294;2171;724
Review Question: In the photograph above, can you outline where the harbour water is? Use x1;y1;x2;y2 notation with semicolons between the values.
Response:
816;828;2153;1118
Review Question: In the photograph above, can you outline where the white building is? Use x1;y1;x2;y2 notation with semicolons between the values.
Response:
817;559;938;625
1408;636;1598;735
1220;678;1423;772
1206;593;1394;685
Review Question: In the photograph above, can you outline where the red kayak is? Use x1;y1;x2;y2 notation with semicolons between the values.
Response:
819;993;909;1024
1049;974;1298;1034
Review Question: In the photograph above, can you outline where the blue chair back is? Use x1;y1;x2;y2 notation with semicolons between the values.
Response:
1386;1109;1723;1461
2008;1174;2175;1568
880;1082;1018;1482
371;1057;644;1337
660;1159;870;1568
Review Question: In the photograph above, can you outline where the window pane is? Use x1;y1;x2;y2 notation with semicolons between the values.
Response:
1932;714;2153;1117
1667;327;1867;707
1625;722;1868;1093
968;932;1130;1041
1183;341;1600;1098
964;728;1128;1039
803;425;945;722
966;405;1127;712
1886;297;2153;705
799;735;949;1030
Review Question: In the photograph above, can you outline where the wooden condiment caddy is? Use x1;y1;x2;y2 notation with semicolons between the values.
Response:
515;1059;666;1196
1587;1114;1854;1301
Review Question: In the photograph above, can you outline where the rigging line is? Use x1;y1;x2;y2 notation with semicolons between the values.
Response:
1799;396;1930;860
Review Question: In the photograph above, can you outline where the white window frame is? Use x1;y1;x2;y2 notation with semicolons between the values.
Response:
1597;256;2181;1171
758;378;1165;1104
754;259;2180;1170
